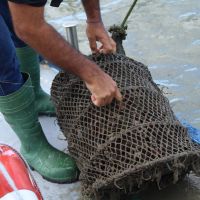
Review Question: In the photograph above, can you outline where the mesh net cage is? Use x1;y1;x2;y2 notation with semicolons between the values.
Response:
51;54;200;200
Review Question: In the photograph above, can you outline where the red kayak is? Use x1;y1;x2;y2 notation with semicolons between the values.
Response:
0;144;43;200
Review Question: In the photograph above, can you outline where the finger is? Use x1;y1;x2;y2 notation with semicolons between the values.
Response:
102;37;116;54
91;95;96;103
115;88;123;102
91;95;113;107
101;47;113;54
91;95;103;107
88;37;98;53
106;95;114;105
92;98;105;107
98;45;103;54
99;38;114;54
101;91;115;106
99;45;113;55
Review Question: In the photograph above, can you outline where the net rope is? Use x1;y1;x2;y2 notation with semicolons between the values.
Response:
51;54;200;200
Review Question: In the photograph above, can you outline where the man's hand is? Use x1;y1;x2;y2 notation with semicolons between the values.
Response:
86;21;116;54
81;0;116;54
85;70;122;107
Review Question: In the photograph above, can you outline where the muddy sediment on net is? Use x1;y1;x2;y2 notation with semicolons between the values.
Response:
51;53;200;200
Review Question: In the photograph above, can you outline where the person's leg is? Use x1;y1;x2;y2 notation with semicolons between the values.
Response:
0;0;55;116
0;14;78;183
16;47;56;116
0;16;24;96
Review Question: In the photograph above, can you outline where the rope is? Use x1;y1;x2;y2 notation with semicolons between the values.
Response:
121;0;139;28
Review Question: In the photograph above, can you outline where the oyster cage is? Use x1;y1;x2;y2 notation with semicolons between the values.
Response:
51;54;200;200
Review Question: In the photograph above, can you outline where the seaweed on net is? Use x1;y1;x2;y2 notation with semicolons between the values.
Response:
51;52;200;200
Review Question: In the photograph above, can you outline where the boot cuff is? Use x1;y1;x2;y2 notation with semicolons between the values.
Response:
0;73;35;114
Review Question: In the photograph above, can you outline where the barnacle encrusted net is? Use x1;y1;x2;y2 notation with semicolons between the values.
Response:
51;54;200;199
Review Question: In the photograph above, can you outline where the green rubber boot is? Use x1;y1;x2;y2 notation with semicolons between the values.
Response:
0;73;78;183
16;46;55;116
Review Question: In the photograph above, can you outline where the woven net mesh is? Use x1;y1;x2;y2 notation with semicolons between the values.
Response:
51;54;200;199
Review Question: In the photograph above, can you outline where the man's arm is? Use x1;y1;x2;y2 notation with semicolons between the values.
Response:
8;2;122;106
81;0;116;54
82;0;101;22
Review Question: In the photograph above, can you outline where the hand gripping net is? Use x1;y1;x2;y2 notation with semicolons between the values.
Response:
51;54;200;200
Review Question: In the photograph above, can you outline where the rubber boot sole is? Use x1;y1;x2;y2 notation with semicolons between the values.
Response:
29;165;80;184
